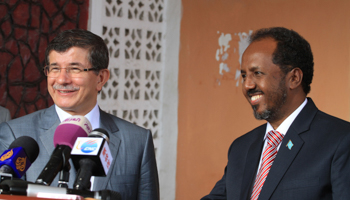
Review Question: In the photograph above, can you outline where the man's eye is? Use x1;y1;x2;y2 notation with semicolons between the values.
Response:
50;67;60;72
70;67;82;73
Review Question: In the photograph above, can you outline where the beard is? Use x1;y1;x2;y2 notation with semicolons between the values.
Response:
251;77;287;121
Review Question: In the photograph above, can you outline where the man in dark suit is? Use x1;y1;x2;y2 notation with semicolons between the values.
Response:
201;27;350;200
0;29;159;200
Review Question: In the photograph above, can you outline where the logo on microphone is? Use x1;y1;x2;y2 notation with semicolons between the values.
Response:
0;149;13;161
80;139;98;153
16;157;26;171
84;122;92;133
102;147;111;170
63;117;81;122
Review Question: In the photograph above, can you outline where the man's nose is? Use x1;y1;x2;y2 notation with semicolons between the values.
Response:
243;76;256;91
55;68;71;83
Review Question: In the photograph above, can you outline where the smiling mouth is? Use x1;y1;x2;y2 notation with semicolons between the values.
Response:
250;94;262;103
58;90;74;93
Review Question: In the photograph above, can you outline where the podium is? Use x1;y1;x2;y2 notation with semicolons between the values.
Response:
0;180;119;200
0;195;58;200
0;194;85;200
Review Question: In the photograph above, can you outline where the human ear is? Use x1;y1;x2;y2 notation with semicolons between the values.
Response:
288;68;303;90
96;69;110;91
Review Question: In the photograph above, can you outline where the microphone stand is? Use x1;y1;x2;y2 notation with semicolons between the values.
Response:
57;151;70;188
0;179;122;200
73;158;96;190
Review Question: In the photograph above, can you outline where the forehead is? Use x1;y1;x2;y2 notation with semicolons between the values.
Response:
241;38;278;70
48;47;90;63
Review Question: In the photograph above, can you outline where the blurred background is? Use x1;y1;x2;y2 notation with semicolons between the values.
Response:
0;0;349;199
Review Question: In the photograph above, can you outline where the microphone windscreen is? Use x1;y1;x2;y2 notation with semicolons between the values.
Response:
8;136;39;163
53;115;92;148
88;128;110;143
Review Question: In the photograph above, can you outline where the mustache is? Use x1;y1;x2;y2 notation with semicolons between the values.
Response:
247;89;263;96
53;84;80;91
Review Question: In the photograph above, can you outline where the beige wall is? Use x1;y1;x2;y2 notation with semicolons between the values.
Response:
176;0;350;199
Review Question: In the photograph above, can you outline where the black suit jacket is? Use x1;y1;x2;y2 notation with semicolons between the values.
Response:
202;98;350;200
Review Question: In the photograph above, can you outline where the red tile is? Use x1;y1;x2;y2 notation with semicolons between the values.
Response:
9;85;23;105
5;38;18;55
24;87;38;102
24;58;41;82
0;4;8;19
1;20;12;38
8;56;23;82
13;1;30;26
14;27;27;41
31;5;41;28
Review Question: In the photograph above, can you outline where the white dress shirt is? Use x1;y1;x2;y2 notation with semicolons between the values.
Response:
55;103;100;129
55;103;101;189
256;98;308;174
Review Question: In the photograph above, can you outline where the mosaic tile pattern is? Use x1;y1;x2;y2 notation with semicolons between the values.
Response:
0;0;89;118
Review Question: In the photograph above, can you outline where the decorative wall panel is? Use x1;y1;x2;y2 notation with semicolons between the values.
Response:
91;1;180;199
0;0;89;118
96;0;164;155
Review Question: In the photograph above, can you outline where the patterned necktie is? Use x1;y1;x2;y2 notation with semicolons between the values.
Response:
250;130;284;200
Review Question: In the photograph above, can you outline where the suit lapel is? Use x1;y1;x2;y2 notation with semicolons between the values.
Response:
26;106;64;184
38;106;60;154
240;126;266;200
36;106;85;186
258;129;304;199
93;110;121;189
258;98;318;199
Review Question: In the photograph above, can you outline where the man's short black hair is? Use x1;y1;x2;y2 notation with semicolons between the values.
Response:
45;29;109;71
250;27;314;94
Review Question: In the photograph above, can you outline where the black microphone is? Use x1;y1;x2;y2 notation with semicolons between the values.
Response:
71;128;113;190
0;136;39;182
35;115;92;186
0;179;121;200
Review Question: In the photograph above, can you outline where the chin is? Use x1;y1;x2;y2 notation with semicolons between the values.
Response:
253;107;271;120
55;103;74;110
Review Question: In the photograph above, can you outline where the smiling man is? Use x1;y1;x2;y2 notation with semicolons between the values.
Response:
47;46;104;116
0;29;159;200
201;27;350;200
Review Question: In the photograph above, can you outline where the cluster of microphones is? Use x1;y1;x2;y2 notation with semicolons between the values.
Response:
0;115;121;200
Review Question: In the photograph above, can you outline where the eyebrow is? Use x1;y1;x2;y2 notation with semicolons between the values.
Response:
49;62;83;66
241;66;260;73
69;62;82;66
249;66;260;71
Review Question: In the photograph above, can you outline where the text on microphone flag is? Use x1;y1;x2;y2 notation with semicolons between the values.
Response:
0;147;33;178
0;149;13;161
15;157;26;172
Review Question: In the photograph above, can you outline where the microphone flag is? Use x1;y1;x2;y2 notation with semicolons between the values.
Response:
71;137;113;176
0;147;31;178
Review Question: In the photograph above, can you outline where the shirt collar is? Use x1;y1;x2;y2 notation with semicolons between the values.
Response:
265;98;308;139
55;103;100;130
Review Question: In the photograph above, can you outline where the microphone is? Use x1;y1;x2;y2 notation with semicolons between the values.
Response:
0;179;121;199
71;128;113;190
35;115;92;186
0;136;39;181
